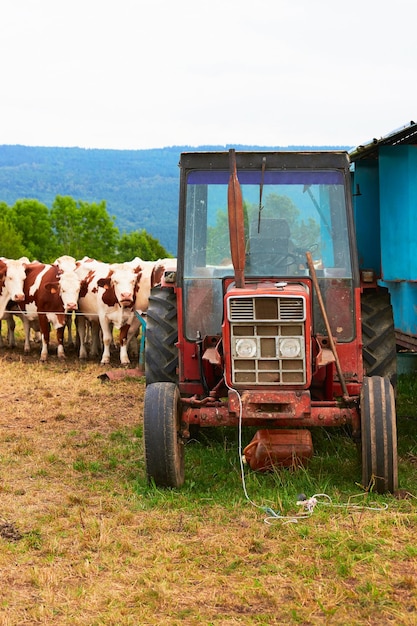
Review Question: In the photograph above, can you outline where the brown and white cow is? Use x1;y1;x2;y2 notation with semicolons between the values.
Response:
0;257;28;311
19;256;82;361
0;257;30;348
75;258;144;365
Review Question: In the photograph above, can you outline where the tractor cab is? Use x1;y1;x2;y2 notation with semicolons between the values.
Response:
179;151;357;346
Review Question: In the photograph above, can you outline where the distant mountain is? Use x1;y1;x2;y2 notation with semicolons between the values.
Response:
0;144;350;255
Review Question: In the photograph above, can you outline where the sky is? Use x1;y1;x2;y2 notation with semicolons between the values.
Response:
1;0;416;151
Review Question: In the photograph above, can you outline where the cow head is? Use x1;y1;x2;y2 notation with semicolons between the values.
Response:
152;258;177;288
54;255;78;274
98;263;142;309
50;267;82;313
151;262;165;288
1;258;27;302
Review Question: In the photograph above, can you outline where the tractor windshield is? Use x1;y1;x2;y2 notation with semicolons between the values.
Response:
182;165;355;340
184;169;351;279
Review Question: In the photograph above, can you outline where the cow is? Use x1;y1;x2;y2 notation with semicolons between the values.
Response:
0;256;28;312
18;256;82;361
74;256;175;365
74;258;107;360
0;257;30;348
75;258;144;365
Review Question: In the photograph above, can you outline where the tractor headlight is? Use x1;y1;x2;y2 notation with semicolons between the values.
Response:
235;338;258;358
278;337;302;358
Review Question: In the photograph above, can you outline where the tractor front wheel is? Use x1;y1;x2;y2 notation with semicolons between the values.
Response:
143;382;185;488
360;376;398;494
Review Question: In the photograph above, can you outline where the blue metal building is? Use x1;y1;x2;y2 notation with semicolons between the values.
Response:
350;121;417;349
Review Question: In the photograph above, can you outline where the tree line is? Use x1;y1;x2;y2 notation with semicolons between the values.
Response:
0;145;350;256
0;196;170;263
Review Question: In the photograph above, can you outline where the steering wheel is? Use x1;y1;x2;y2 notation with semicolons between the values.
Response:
246;251;298;273
275;252;298;268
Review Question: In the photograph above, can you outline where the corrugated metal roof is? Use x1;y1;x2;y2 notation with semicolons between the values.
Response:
349;120;417;161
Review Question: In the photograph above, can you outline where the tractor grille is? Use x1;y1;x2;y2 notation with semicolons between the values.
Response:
229;297;305;322
228;295;306;386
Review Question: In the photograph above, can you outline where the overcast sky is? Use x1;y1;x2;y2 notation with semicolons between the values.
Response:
1;0;416;151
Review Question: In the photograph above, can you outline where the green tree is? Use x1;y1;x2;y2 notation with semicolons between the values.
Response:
250;193;320;250
0;203;29;259
50;196;119;262
115;229;171;262
207;209;230;265
207;202;249;265
9;199;58;262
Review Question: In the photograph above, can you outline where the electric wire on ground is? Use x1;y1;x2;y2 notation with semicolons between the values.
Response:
225;379;389;525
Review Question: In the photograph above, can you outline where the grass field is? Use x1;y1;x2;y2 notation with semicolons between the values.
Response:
0;337;416;625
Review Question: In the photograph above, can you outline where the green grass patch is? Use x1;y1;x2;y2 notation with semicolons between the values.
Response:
397;373;417;418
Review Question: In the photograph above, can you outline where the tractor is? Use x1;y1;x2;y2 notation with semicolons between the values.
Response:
143;149;398;494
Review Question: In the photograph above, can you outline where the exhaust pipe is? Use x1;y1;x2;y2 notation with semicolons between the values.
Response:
227;149;246;288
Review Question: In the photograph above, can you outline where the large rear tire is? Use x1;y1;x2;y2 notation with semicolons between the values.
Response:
361;288;397;389
360;376;398;494
145;287;178;385
143;382;185;488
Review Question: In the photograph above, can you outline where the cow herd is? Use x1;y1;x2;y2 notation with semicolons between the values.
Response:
0;255;176;365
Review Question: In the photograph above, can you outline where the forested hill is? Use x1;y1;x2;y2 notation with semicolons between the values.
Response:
0;143;350;255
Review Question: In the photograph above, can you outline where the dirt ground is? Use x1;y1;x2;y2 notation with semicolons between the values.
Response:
1;339;417;625
0;339;144;430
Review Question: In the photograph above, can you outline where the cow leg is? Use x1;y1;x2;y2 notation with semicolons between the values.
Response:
119;323;131;365
126;314;140;358
40;337;49;361
56;326;66;359
0;313;16;348
32;324;41;343
38;315;50;362
110;322;117;349
21;315;33;353
99;318;113;364
77;316;89;359
90;320;101;358
65;313;75;347
7;315;16;348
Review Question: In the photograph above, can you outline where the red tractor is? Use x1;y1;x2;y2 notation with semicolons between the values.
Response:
143;149;398;493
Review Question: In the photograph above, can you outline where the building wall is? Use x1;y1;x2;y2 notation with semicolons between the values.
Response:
379;145;417;281
352;159;381;274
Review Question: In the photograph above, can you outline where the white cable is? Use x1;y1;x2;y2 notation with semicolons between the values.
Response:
265;493;389;525
223;378;389;524
225;381;265;511
305;493;389;513
224;378;297;522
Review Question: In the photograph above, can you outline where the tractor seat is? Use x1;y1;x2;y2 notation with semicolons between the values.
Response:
247;218;292;274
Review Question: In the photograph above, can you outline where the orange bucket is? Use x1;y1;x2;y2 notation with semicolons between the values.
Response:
243;429;313;471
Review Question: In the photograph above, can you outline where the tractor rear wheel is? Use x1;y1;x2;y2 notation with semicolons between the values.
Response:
361;288;397;389
143;382;185;488
145;287;178;385
360;376;398;494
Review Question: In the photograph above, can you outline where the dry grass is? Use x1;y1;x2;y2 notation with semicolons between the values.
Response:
0;337;417;625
